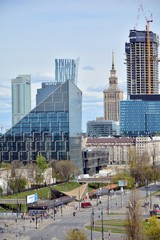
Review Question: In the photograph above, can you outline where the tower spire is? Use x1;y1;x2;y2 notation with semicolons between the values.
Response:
112;50;114;70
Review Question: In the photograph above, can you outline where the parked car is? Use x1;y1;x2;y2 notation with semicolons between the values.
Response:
81;202;92;208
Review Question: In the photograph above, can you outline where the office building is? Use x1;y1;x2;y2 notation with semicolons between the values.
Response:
82;148;109;174
11;75;31;126
0;80;83;172
120;95;160;137
87;120;120;137
85;137;135;165
55;58;79;85
125;29;159;96
36;82;61;105
103;52;123;121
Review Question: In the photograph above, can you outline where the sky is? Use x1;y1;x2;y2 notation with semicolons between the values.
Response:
0;0;160;133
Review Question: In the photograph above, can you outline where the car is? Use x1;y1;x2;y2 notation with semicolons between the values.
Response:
81;202;92;208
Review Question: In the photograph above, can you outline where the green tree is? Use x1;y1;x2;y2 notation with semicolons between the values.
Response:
35;168;44;185
112;172;135;189
65;228;88;240
36;154;48;172
8;176;28;193
0;162;10;169
0;187;3;196
146;215;160;240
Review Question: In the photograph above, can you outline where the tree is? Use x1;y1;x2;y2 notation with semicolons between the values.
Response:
10;160;24;177
129;150;153;186
0;162;10;169
55;160;77;182
112;172;135;189
125;190;145;240
0;187;3;196
65;228;88;240
146;215;160;240
36;154;49;172
8;176;28;193
34;168;44;185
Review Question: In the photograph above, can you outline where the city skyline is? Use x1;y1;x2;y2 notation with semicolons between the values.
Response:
0;0;159;132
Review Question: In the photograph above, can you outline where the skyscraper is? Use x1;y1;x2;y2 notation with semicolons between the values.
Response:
0;80;83;172
103;52;124;121
55;58;79;85
125;29;159;96
11;75;31;126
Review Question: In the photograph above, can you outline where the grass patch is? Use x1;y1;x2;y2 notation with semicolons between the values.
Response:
1;182;82;200
53;182;81;192
0;206;8;212
85;226;126;234
86;219;152;234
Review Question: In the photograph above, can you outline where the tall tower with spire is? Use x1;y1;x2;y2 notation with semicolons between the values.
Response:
103;52;124;121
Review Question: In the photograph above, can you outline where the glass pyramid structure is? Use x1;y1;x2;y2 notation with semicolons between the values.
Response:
0;80;83;172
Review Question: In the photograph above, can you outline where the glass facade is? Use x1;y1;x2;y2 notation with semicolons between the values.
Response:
0;80;83;172
55;59;79;85
120;98;160;136
87;120;120;137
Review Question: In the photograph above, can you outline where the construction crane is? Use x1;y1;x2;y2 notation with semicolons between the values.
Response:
140;4;153;94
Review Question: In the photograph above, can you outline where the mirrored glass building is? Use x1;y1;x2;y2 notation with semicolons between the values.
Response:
0;80;83;172
120;95;160;137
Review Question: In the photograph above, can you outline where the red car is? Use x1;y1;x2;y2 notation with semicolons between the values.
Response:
81;202;92;208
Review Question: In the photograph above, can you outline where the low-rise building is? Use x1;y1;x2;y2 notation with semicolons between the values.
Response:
85;137;135;165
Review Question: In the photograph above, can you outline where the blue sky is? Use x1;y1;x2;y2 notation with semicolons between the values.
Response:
0;0;159;132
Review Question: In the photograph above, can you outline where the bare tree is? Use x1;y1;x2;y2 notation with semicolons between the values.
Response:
125;190;144;240
55;160;77;182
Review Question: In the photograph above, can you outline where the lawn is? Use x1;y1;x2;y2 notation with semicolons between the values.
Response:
85;219;149;234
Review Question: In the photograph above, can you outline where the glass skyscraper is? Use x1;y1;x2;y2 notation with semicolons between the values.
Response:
0;80;83;172
55;58;79;85
120;95;160;137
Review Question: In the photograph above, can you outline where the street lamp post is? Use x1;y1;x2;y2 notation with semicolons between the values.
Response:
90;208;94;240
150;188;152;209
107;190;110;214
101;206;104;240
54;199;55;220
60;194;63;216
145;179;149;198
16;190;19;219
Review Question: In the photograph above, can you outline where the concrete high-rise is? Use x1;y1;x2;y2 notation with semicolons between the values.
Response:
103;52;124;121
125;29;159;96
11;75;31;126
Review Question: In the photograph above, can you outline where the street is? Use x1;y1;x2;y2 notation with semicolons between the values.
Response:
0;183;159;239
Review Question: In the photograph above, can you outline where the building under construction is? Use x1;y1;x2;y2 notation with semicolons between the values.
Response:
125;29;159;96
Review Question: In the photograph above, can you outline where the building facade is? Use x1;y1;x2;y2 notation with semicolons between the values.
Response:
11;75;31;126
103;52;123;121
36;82;61;105
85;137;136;165
120;95;160;137
82;148;109;175
0;80;83;172
125;29;159;96
55;58;79;85
87;120;120;137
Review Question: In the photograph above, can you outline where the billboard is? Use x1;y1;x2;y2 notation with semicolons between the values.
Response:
118;180;128;187
26;193;38;204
